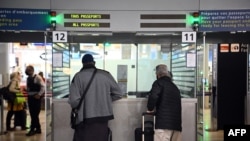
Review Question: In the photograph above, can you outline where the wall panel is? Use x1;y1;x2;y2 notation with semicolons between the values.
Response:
0;0;50;9
200;0;250;10
1;0;250;11
51;0;199;11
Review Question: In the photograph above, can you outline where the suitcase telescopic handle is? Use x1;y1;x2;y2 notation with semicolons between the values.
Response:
142;112;155;141
142;112;155;116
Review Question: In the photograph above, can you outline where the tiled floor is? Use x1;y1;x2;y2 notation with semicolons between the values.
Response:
203;108;224;141
0;108;223;141
0;109;51;141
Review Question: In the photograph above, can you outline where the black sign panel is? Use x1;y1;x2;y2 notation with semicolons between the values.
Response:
140;14;186;28
141;23;185;28
141;14;186;19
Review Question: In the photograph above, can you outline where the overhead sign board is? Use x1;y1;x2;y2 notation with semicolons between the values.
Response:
62;13;111;29
55;11;190;32
0;8;50;30
200;10;250;32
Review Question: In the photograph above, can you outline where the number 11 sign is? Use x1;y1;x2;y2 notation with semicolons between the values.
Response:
182;32;196;43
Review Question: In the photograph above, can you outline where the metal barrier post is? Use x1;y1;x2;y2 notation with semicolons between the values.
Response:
0;95;6;135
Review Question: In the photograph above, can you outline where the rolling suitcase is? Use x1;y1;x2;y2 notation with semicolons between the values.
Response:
135;112;155;141
108;127;112;141
14;109;27;129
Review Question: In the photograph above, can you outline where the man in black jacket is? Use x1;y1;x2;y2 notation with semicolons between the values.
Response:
147;64;182;141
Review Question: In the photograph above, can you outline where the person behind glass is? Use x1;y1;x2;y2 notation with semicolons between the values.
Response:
38;71;46;97
147;64;182;141
68;54;124;141
25;65;45;136
38;71;45;83
6;72;25;131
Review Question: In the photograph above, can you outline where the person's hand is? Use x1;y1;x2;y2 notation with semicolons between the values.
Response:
22;86;27;91
34;94;41;99
146;110;154;113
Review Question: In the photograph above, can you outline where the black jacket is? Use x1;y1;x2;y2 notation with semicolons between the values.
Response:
147;76;182;131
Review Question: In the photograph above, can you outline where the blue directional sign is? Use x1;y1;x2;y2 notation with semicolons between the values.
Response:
0;8;50;30
199;10;250;32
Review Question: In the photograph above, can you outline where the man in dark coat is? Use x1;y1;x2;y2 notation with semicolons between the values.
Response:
25;65;45;136
147;64;182;141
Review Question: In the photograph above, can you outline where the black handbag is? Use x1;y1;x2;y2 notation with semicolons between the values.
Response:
0;82;16;103
71;69;97;129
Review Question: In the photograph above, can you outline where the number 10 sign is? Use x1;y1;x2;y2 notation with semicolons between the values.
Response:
182;32;196;43
52;31;68;42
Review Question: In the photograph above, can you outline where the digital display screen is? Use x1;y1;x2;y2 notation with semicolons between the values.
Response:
64;14;110;19
64;22;110;28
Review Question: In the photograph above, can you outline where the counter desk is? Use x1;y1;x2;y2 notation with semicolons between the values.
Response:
52;98;197;141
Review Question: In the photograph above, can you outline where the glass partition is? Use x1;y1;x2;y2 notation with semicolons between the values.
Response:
52;41;197;98
52;43;70;99
171;43;196;98
49;32;201;99
103;44;136;97
137;44;170;93
58;43;174;98
196;43;204;141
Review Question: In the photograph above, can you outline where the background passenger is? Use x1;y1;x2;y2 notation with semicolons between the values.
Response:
38;71;45;83
6;72;26;131
25;65;45;136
